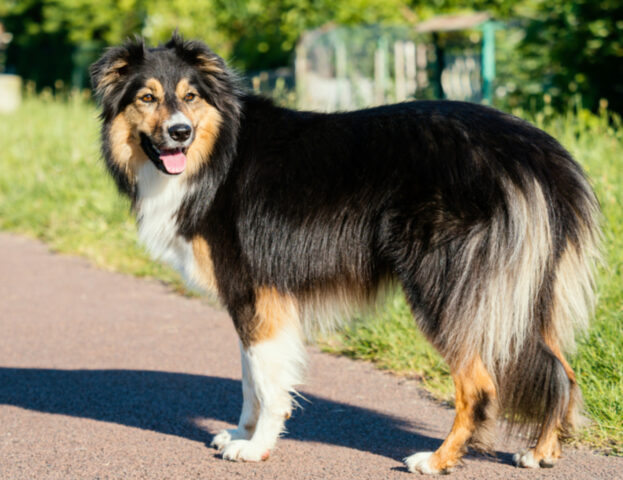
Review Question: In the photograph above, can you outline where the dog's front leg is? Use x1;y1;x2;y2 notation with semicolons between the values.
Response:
212;288;306;462
210;343;260;449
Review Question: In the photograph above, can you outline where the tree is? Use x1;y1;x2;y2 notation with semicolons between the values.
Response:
2;0;621;112
0;0;414;83
519;0;623;112
1;0;75;88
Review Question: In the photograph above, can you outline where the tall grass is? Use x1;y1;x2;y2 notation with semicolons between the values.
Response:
543;105;623;452
0;94;620;452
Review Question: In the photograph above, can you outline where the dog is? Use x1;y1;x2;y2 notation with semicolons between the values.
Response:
90;34;600;474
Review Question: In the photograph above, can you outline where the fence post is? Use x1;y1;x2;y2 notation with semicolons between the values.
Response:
335;40;348;109
416;43;428;90
394;41;406;102
404;41;416;98
481;21;497;105
0;74;21;113
374;36;388;105
295;42;308;109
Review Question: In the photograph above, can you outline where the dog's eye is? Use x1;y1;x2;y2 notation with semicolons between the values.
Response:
184;92;197;102
140;94;155;103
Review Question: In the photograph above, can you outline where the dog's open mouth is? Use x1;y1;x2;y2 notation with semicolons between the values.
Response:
140;133;188;175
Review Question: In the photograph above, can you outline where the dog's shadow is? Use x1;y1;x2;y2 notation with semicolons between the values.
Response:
0;368;512;464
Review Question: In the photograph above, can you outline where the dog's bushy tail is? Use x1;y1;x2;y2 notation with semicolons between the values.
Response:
501;190;599;439
413;145;601;439
493;152;600;439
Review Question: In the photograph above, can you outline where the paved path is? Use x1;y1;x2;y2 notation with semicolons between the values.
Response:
0;233;620;479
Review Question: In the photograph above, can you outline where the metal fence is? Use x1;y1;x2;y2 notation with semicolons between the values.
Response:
294;23;485;112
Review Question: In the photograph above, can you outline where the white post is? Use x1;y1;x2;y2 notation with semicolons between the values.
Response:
405;41;416;98
394;41;406;102
0;74;22;113
416;43;428;89
374;38;387;105
295;42;308;109
335;41;348;109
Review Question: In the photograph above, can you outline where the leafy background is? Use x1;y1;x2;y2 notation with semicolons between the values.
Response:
1;0;622;112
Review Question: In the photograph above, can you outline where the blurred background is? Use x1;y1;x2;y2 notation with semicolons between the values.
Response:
0;0;622;112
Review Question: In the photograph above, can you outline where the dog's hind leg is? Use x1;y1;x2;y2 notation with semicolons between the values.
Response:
512;335;580;469
405;355;497;474
513;240;595;469
213;287;306;462
546;339;583;438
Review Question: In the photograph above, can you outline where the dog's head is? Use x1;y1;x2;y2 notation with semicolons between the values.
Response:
90;34;239;184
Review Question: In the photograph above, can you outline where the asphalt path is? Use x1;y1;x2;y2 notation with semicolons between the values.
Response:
1;233;620;479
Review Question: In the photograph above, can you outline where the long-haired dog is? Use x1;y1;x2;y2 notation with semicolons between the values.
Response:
90;35;600;474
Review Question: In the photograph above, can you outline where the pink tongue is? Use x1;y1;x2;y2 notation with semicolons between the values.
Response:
159;151;187;174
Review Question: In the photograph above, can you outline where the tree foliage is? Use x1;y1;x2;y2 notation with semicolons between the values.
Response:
1;0;622;112
519;0;623;112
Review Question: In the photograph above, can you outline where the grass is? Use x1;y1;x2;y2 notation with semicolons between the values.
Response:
0;94;621;453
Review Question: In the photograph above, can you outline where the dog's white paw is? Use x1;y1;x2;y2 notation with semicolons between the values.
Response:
513;449;539;468
221;439;270;462
513;449;557;468
404;451;440;475
210;428;250;451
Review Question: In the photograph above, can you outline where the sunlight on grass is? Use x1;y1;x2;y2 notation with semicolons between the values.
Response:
0;94;620;453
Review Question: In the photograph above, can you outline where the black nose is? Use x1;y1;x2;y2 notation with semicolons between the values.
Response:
168;123;192;142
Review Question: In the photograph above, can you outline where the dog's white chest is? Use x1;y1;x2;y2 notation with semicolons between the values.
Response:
135;163;201;290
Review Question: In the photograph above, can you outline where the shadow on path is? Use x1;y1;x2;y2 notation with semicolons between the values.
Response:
0;367;449;461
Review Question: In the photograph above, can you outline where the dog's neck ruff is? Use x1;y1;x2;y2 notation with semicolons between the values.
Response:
135;161;201;290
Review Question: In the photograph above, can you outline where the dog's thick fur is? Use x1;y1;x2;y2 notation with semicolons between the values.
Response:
90;35;600;474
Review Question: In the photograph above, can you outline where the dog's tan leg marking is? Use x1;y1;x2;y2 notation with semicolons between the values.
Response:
546;335;580;434
249;287;299;343
405;355;496;474
514;427;563;469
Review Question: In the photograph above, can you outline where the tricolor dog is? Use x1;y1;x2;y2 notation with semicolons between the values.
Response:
90;34;600;474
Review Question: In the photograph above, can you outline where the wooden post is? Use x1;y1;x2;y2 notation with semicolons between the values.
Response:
0;74;21;113
335;40;348;109
374;37;388;105
481;21;496;104
295;42;308;109
394;41;406;102
405;41;416;98
432;32;445;99
416;43;428;89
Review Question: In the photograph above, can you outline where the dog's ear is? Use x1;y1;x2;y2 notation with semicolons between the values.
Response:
90;38;145;98
165;32;225;75
165;33;237;113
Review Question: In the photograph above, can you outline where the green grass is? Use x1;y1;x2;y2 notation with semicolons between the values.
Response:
0;94;621;453
539;107;623;453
